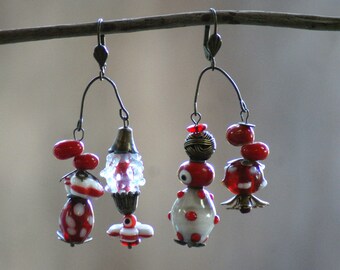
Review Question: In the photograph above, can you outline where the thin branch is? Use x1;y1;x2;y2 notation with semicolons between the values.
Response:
1;10;340;45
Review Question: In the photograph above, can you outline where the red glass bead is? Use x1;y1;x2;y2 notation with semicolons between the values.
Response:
58;197;94;245
226;124;255;146
186;123;207;133
177;232;184;242
53;140;84;160
123;214;137;228
222;159;267;195
73;153;99;170
185;211;198;221
191;233;201;243
178;161;215;188
214;215;220;225
177;190;185;198
197;189;206;199
241;142;270;161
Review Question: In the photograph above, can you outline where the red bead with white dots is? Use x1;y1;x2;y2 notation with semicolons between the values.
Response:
58;197;94;246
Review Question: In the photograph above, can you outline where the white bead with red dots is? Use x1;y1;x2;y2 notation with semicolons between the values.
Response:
169;188;219;247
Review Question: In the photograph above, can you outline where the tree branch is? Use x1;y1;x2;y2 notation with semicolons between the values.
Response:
1;10;340;45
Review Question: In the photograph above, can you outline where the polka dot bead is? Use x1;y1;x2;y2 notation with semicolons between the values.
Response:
58;197;94;246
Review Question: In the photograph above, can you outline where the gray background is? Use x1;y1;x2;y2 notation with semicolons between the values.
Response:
0;1;339;270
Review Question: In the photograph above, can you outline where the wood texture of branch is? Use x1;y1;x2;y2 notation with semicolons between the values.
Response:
1;10;340;45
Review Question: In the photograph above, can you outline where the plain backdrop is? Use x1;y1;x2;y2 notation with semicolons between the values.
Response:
0;1;339;270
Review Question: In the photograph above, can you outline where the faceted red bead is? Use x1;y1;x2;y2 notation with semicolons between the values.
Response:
53;140;84;160
222;159;266;195
241;142;270;161
73;153;99;170
214;215;220;225
226;124;255;146
186;123;207;133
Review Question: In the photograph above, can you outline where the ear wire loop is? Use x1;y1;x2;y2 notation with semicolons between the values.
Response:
191;66;250;126
192;8;250;125
73;75;130;141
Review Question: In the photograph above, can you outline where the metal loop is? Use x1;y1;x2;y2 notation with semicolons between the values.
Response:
73;127;85;141
97;18;104;46
192;66;250;123
190;112;202;125
74;75;130;139
210;8;218;35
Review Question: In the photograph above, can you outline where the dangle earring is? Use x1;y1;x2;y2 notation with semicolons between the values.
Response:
168;9;223;248
52;20;110;246
53;19;153;247
93;20;154;249
195;10;270;214
53;140;104;246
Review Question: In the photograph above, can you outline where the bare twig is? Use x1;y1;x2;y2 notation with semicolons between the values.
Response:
1;10;340;45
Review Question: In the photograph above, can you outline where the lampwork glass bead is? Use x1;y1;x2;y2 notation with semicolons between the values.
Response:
73;153;99;170
53;140;84;160
170;188;218;247
226;123;255;146
58;197;94;246
100;153;145;194
222;158;267;195
178;161;215;188
241;142;270;161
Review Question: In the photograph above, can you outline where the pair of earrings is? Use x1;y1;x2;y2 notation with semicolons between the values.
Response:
53;19;153;248
168;9;270;248
53;9;270;249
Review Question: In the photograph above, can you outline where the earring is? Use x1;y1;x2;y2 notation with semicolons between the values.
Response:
53;140;104;246
100;126;154;249
221;122;270;213
91;19;154;249
53;18;154;247
168;9;223;248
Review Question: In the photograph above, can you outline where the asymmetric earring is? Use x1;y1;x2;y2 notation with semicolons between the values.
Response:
168;9;223;248
53;19;153;247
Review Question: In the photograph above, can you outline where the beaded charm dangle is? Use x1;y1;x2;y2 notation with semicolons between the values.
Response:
168;123;220;247
100;126;154;248
53;140;104;246
221;123;270;213
91;19;153;248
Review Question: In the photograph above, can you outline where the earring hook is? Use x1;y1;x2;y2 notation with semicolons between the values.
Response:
203;8;222;69
73;20;130;140
93;18;109;78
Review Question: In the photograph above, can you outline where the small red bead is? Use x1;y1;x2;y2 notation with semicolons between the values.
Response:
53;140;84;160
226;124;255;146
177;232;184;241
186;123;207;133
177;191;185;198
73;153;99;170
214;215;220;225
241;142;270;161
197;190;206;199
185;211;197;221
191;233;201;243
167;212;171;221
